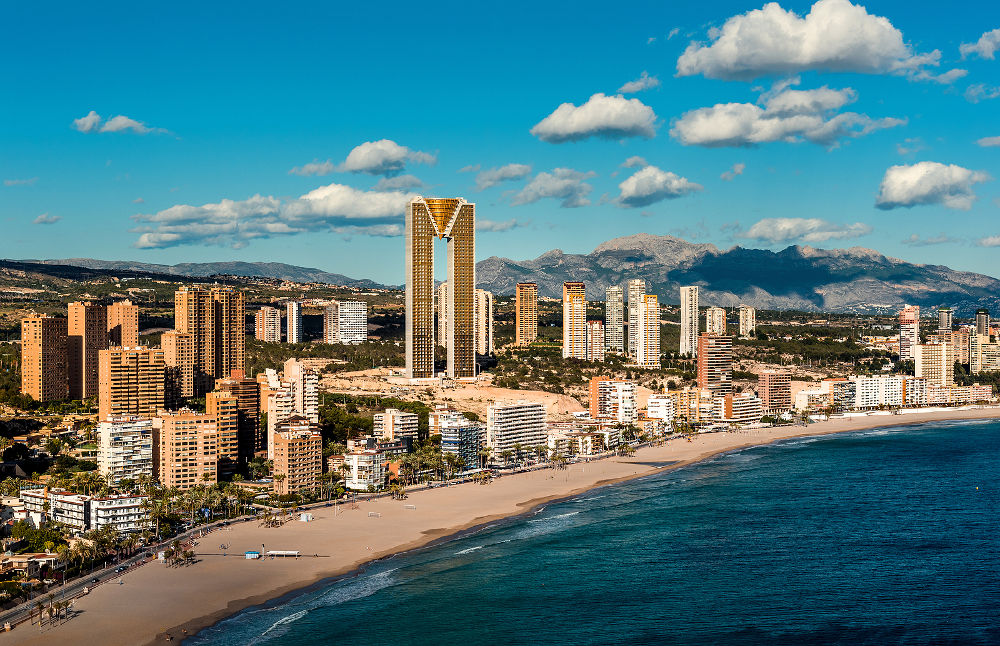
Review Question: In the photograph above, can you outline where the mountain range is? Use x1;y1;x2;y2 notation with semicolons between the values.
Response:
475;234;1000;315
14;234;1000;314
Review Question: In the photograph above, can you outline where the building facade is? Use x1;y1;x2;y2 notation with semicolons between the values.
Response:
757;370;792;413
162;330;196;401
153;409;219;490
626;279;646;360
272;418;322;495
255;306;282;342
586;320;605;362
474;289;494;355
373;408;420;443
636;294;660;369
562;282;587;360
106;300;139;347
899;304;920;362
705;306;726;336
696;334;733;396
98;346;166;421
97;417;154;486
738;304;756;337
486;401;546;456
174;286;245;394
67;301;107;400
679;286;699;357
605;285;624;353
286;301;303;344
915;341;954;387
515;282;538;346
21;314;68;402
324;300;368;345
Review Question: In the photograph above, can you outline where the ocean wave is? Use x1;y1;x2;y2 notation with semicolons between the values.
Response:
528;511;580;523
455;545;484;555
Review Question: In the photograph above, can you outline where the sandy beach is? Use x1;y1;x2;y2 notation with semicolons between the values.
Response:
8;407;1000;645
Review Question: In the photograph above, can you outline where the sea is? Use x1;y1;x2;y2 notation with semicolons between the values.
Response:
187;420;1000;645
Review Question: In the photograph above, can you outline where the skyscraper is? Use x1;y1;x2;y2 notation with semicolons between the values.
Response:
680;286;699;357
213;370;261;461
586;320;605;362
562;282;587;360
605;285;624;353
976;308;990;336
98;346;166;421
899;305;920;361
915;341;954;387
515;282;538;346
474;289;494;355
21;315;68;402
255;306;281;342
162;330;196;401
153;410;219;490
626;279;646;360
705;306;726;336
697;333;733;396
286;301;303;343
324;301;368;345
106;300;139;347
938;307;954;333
757;370;791;413
636;294;661;368
174;286;245;394
405;197;476;379
68;301;107;400
738;304;756;337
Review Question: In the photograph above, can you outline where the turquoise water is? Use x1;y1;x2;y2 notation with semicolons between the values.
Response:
188;421;1000;645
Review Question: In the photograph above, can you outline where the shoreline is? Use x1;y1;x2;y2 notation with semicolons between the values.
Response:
9;407;1000;645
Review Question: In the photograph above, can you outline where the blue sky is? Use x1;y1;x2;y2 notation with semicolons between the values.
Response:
1;0;998;284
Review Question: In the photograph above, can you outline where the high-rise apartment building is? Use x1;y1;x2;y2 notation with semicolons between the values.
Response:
976;308;990;336
697;334;733;396
255;306;282;342
432;408;484;471
586;320;605;362
153;410;219;490
757;370;792;413
562;282;587;360
286;301;303;344
98;346;166;421
636;294;660;369
67;301;107;400
283;358;320;423
474;289;494;355
405;197;476;379
589;377;637;423
21;315;68;402
206;390;239;467
162;330;196;401
605;285;624;353
272;418;322;495
174;286;245;394
738;304;756;337
324;301;367;345
515;282;538;346
373;408;420;443
915;341;954;387
680;286;699;357
970;334;1000;374
212;370;261;460
626;279;646;360
98;417;153;487
106;300;139;347
898;305;920;362
928;329;971;366
705;306;726;336
486;401;546;455
938;307;954;333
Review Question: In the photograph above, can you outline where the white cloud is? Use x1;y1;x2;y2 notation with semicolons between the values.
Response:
33;213;62;225
901;233;959;246
976;136;1000;147
73;110;165;134
721;162;746;181
676;0;939;81
909;68;968;84
475;163;532;190
741;217;872;243
671;84;903;147
617;165;702;207
373;174;424;191
621;156;648;168
511;168;596;208
896;137;926;155
132;183;416;249
458;164;481;173
667;27;680;40
3;177;38;186
530;93;657;143
339;139;435;176
289;160;336;176
961;28;1000;59
965;84;1000;103
976;236;1000;247
476;218;523;232
618;71;661;94
73;111;101;133
876;162;991;210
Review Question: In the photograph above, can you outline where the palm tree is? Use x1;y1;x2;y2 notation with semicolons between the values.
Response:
478;447;493;469
500;450;513;468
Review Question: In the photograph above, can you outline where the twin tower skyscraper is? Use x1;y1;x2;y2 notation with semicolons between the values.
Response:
405;197;476;380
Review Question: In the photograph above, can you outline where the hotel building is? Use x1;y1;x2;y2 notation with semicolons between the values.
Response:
915;341;954;387
373;408;420;443
605;285;624;353
563;282;587;360
626;279;646;360
636;294;660;369
68;301;107;400
589;377;637;424
405;197;476;379
272;417;322;495
97;417;154;486
153;409;219;490
486;401;546;455
757;370;792;413
679;286;699;357
515;282;538;346
174;286;245;394
586;320;605;362
107;300;139;347
474;289;494;355
898;304;920;361
697;334;733;396
938;307;954;333
162;330;196;401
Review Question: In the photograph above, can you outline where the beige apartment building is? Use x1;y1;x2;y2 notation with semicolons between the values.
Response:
562;282;587;360
21;315;68;402
153;410;219;489
162;330;196;400
68;301;107;400
174;286;245;393
107;300;139;347
254;306;282;342
697;333;733;396
272;417;322;495
515;282;538;346
98;346;166;421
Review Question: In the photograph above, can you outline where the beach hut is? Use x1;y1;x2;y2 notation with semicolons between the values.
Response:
244;551;261;560
298;512;313;522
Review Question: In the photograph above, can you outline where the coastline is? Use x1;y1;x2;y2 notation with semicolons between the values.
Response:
9;407;1000;645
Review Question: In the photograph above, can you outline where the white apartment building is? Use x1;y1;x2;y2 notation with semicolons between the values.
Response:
434;409;484;471
636;294;660;368
374;408;420;442
586;320;605;362
627;279;646;360
605;285;624;353
97;417;153;486
899;305;920;362
852;375;906;408
474;289;494;355
255;306;282;342
646;394;675;423
714;393;763;426
284;359;319;421
20;488;149;534
680;286;699;357
324;300;368;345
705;307;726;336
286;301;303;343
915;342;954;388
562;283;587;360
90;495;149;533
738;305;756;337
344;450;386;491
486;401;547;456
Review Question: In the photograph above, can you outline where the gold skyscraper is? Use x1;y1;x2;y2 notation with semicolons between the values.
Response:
405;197;476;379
